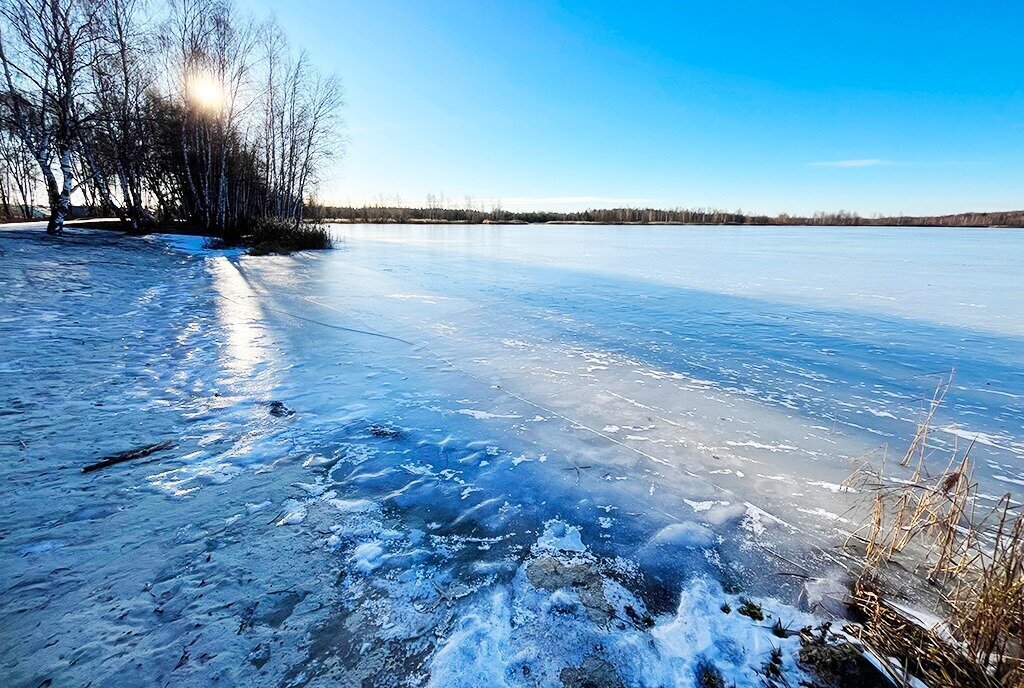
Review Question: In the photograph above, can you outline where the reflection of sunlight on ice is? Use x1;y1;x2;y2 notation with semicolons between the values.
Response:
147;258;288;497
149;455;244;496
210;257;266;377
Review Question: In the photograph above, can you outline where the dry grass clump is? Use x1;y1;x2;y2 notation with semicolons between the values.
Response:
842;376;1023;687
950;506;1024;683
248;219;332;255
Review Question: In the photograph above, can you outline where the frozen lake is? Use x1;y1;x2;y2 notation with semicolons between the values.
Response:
2;223;1022;686
330;223;1024;501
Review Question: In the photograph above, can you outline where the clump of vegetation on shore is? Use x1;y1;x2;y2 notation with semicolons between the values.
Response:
246;219;332;255
842;378;1023;687
203;218;332;255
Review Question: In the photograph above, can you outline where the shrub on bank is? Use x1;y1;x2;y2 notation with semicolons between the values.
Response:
245;219;333;255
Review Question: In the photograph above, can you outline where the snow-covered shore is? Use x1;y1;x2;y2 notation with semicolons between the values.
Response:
2;224;1021;686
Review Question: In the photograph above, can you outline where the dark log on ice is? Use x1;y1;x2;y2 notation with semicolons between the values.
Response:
81;440;176;473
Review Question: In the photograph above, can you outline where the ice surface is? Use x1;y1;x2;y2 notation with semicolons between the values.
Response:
2;223;1022;686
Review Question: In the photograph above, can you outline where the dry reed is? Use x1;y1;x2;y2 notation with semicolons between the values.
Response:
842;376;1023;687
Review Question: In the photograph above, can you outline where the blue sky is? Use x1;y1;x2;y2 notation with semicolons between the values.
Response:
248;0;1023;214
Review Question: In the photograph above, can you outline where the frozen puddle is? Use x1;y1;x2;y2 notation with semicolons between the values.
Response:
2;226;1022;686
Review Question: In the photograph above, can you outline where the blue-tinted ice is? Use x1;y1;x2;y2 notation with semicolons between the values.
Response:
2;224;1021;686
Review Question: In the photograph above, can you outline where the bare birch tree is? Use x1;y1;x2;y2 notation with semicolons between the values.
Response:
0;0;103;234
81;0;154;231
0;126;37;218
255;22;343;225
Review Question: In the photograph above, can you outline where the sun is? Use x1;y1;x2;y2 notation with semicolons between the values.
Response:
186;72;225;111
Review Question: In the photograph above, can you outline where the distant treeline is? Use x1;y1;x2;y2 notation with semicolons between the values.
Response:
0;0;343;237
319;206;1024;228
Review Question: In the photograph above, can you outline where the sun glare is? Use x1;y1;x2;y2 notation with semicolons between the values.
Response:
186;72;225;111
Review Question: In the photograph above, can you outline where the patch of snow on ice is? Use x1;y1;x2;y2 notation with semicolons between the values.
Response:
352;541;385;572
425;591;514;688
387;293;450;302
995;474;1024;486
535;520;586;553
275;499;307;526
650;577;812;686
740;502;788;539
797;507;851;523
325;497;378;513
807;480;851;493
456;409;523;420
650;522;716;549
727;440;798;452
939;425;1019;454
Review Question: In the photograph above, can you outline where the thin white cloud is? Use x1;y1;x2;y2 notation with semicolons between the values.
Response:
809;158;887;168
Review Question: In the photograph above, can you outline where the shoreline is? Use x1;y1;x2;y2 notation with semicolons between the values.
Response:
5;217;1022;236
325;217;1024;228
